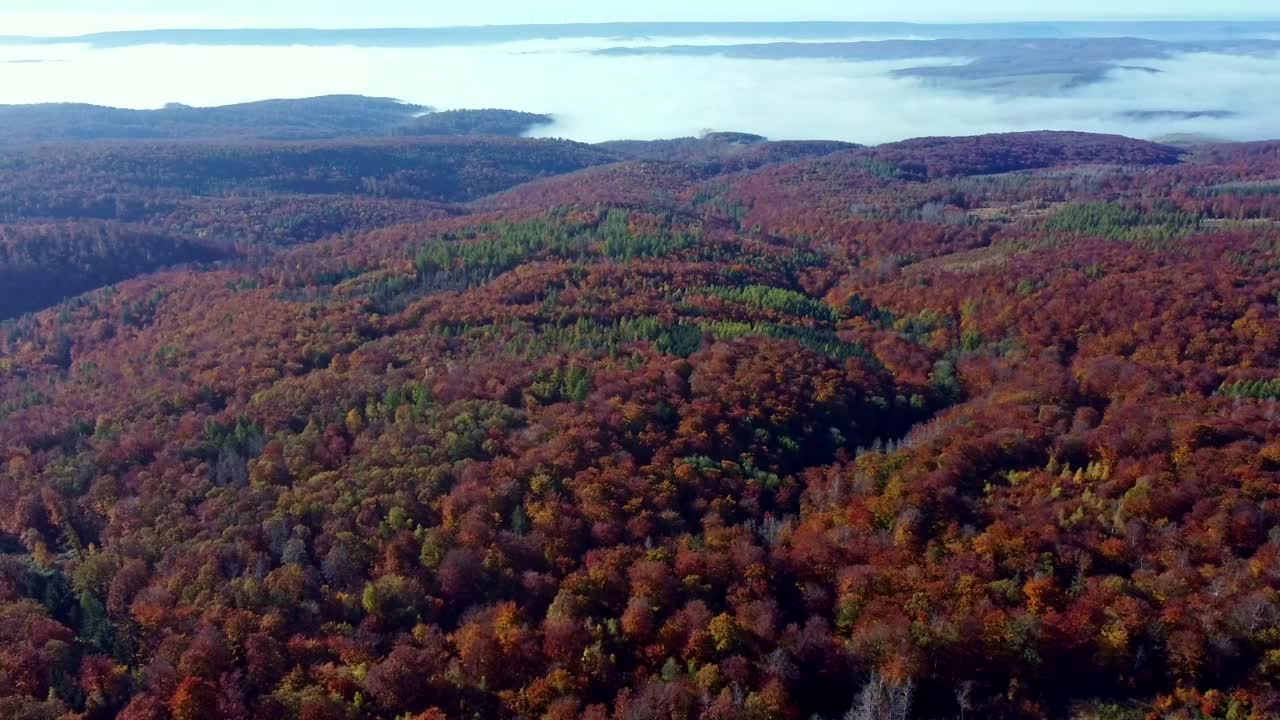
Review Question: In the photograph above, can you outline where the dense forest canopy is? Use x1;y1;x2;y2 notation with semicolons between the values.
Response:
0;116;1278;720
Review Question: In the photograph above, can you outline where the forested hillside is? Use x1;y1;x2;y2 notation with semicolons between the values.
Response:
0;136;617;319
0;97;556;145
0;97;429;145
0;128;1278;720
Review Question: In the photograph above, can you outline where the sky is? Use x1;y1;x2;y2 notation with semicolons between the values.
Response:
2;1;1278;35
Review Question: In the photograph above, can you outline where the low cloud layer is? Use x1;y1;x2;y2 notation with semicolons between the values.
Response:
0;36;1276;144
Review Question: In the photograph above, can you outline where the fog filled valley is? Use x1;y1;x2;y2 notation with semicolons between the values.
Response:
1;16;1280;720
3;22;1280;143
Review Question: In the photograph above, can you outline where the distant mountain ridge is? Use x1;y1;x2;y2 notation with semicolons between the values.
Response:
596;36;1280;94
0;96;555;145
3;20;1280;48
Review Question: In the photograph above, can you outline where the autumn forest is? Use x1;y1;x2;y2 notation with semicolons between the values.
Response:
0;100;1278;720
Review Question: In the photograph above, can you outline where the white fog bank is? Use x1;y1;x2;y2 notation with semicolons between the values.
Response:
0;38;1277;144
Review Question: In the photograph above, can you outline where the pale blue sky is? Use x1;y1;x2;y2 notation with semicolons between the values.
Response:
3;1;1276;34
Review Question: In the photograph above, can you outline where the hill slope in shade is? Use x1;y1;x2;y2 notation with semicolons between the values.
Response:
0;134;618;318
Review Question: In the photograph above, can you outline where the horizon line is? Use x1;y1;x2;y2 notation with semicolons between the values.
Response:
4;16;1280;39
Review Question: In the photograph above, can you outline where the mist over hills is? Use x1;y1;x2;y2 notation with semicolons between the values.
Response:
3;21;1280;143
596;35;1280;93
